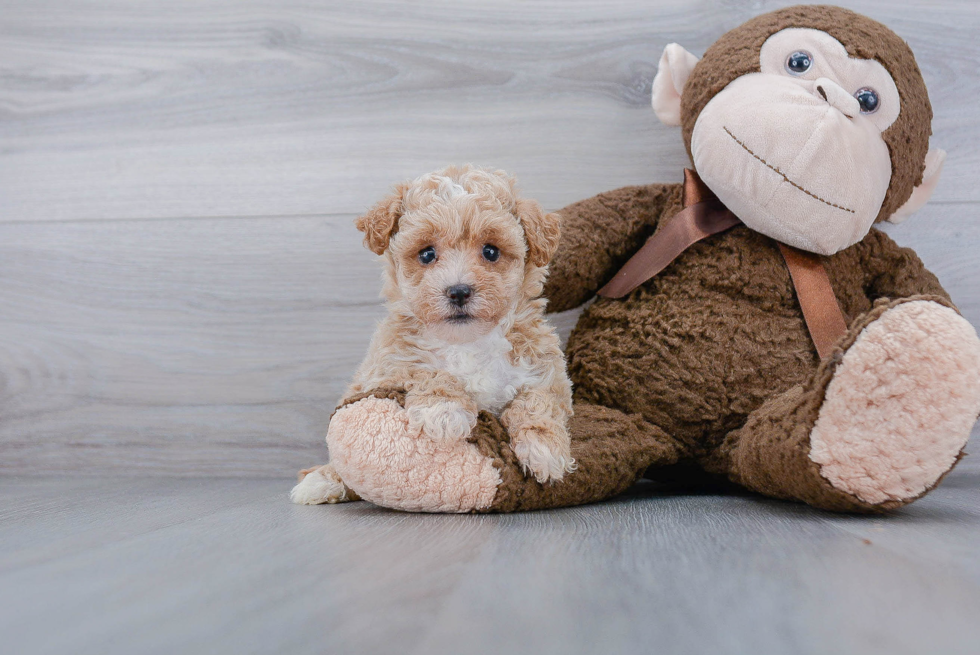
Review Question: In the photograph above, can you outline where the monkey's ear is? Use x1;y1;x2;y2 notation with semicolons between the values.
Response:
515;198;562;267
651;43;700;127
887;149;946;224
355;182;411;254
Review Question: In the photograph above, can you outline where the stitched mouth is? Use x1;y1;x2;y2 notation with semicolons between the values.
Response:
723;126;855;214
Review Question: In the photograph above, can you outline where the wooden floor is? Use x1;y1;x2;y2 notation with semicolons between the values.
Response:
3;1;980;653
3;444;980;655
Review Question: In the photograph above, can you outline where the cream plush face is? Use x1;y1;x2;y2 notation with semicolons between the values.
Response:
691;28;900;255
653;8;947;250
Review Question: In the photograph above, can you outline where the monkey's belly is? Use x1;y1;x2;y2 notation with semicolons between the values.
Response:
566;285;815;451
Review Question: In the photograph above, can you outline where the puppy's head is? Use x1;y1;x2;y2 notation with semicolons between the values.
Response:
356;165;560;342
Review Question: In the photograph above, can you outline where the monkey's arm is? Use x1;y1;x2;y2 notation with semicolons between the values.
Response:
543;183;681;313
861;228;951;303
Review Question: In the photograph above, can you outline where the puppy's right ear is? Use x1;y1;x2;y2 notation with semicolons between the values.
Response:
355;182;410;254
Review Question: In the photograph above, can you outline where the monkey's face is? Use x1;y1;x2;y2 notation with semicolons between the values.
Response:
692;29;901;254
652;7;944;256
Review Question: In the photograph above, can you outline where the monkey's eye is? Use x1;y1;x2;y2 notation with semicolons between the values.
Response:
418;246;437;265
854;87;880;114
785;51;813;75
482;244;500;262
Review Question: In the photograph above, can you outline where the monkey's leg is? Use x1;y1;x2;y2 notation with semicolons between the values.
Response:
325;389;687;512
707;297;980;512
325;390;502;513
480;402;686;512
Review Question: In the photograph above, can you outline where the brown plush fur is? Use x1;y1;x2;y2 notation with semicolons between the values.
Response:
679;5;933;222
541;174;953;511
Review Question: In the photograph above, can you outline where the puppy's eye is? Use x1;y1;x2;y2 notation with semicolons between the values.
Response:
785;50;812;75
482;244;500;262
854;87;879;114
418;246;437;265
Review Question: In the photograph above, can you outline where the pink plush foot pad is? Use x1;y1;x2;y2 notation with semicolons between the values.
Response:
810;301;980;505
326;396;501;513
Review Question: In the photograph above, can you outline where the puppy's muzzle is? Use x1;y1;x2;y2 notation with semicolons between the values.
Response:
446;284;472;308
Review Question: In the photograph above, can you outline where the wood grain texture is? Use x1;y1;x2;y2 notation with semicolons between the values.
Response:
1;0;979;222
0;215;383;475
2;448;980;655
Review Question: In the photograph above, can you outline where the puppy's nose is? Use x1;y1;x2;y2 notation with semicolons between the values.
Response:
446;284;472;307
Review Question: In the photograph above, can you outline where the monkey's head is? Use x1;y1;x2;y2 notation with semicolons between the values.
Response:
652;5;944;255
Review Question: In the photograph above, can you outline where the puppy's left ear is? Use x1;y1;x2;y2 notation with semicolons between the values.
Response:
515;198;561;267
355;181;411;254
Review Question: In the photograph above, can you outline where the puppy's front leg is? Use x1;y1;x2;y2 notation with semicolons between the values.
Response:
501;387;575;484
404;370;478;443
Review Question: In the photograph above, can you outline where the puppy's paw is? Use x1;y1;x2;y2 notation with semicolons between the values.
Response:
290;464;353;505
511;428;576;484
407;401;478;442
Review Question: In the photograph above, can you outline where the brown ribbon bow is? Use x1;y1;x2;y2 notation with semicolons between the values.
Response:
597;169;848;360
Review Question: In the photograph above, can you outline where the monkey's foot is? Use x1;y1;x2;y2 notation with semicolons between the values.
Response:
810;300;980;505
327;395;501;513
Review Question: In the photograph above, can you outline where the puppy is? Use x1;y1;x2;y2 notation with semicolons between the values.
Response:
291;165;574;505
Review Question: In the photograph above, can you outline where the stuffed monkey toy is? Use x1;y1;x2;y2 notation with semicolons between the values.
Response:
301;5;980;513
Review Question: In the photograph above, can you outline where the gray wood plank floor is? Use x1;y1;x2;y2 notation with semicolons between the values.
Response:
3;440;980;655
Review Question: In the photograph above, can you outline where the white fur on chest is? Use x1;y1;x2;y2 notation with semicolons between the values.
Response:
430;328;536;415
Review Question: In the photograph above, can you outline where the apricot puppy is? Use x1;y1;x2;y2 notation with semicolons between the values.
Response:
291;165;573;505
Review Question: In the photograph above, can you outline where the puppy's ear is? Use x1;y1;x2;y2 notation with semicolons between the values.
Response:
514;198;562;267
355;182;410;255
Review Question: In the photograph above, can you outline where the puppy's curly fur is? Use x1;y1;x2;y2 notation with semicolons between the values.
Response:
292;165;574;504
